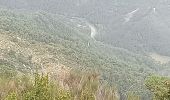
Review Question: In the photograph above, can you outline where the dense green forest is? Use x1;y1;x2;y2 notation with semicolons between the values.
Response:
0;8;169;100
1;0;170;56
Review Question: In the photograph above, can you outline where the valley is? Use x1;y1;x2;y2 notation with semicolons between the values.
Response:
0;0;170;99
0;9;164;99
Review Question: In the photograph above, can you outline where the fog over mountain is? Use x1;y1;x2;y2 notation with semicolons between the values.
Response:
1;0;170;56
0;0;170;100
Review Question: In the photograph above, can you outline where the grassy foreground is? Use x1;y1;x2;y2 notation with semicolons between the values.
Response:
1;70;120;100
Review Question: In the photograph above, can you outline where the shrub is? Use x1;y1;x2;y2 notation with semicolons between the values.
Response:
5;92;17;100
2;71;120;100
145;75;170;100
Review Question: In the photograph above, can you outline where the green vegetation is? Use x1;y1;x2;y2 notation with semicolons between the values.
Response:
127;92;141;100
0;8;168;99
145;75;170;100
0;71;119;100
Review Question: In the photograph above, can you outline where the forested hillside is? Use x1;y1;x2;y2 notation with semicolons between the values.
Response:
0;0;170;56
0;8;169;99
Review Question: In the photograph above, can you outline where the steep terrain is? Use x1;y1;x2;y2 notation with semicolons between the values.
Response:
1;0;170;56
0;8;168;99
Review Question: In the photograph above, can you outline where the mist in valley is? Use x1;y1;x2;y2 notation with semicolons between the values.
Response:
0;0;170;100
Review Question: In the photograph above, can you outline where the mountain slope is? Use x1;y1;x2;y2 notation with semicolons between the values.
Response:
0;9;167;99
1;0;170;56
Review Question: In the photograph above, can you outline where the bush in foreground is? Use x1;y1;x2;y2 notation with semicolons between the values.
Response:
2;71;120;100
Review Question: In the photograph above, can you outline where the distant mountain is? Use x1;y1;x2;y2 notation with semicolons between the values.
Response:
98;7;170;55
0;0;170;56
